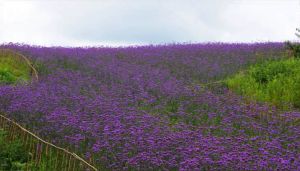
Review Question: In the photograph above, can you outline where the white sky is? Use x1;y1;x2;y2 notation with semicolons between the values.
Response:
0;0;300;47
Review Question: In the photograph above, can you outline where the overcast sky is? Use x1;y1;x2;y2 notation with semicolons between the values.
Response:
0;0;300;47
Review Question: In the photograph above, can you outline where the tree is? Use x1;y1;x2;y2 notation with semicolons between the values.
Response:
285;28;300;58
296;28;300;38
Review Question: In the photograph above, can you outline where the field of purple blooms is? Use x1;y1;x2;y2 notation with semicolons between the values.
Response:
0;43;299;170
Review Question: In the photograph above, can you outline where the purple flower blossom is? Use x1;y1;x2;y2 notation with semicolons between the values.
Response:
0;43;298;170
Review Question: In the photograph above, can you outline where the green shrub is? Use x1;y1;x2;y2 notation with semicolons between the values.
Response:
226;58;300;110
0;53;31;84
33;60;50;76
0;68;17;84
0;129;30;171
56;58;80;71
285;41;300;58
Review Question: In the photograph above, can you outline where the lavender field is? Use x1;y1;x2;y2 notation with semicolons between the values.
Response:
0;43;299;170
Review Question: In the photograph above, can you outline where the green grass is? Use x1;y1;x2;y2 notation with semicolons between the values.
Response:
0;127;86;171
0;129;32;170
0;52;31;84
226;58;300;110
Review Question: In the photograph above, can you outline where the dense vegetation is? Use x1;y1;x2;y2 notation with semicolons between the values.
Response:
285;41;300;58
0;43;299;170
227;58;300;110
0;129;31;170
0;51;31;84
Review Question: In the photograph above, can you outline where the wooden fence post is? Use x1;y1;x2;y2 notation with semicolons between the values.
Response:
0;114;98;171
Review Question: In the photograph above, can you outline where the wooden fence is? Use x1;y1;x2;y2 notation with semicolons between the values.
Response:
0;114;98;171
0;49;98;170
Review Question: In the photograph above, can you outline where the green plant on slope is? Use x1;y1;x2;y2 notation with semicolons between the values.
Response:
0;52;31;84
285;41;300;59
226;58;300;110
0;68;17;84
0;129;31;171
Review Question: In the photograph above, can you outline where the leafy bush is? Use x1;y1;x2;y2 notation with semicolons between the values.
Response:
0;68;17;84
285;41;300;58
226;58;300;109
33;60;50;76
0;129;30;170
0;52;32;84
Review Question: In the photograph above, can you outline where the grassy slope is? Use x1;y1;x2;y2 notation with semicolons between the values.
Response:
0;52;31;84
0;129;32;170
226;57;300;110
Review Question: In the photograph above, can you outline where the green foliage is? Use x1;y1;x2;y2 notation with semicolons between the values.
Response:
285;41;300;59
0;68;17;84
226;58;300;110
0;53;31;84
33;60;50;76
56;58;80;71
0;129;57;171
164;99;180;113
0;129;31;171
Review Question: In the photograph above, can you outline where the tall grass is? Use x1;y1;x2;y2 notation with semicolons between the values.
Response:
0;129;32;170
0;114;98;171
0;50;31;84
226;58;300;110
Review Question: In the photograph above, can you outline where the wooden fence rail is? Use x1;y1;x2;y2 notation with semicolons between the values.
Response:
0;114;98;171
